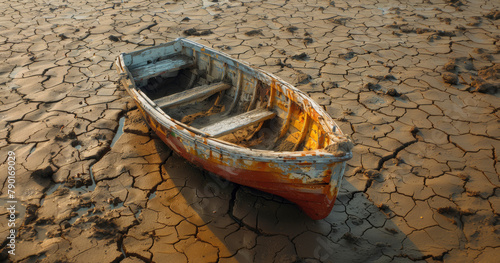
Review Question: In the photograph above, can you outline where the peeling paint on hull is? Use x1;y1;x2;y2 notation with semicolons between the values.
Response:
137;101;345;219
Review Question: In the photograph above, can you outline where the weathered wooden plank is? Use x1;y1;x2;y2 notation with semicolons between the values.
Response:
123;40;180;68
154;82;231;109
130;55;193;81
201;108;276;137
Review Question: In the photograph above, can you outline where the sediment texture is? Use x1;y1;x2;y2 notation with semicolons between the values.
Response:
0;0;498;262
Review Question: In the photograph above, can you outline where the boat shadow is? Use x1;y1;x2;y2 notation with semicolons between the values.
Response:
155;139;425;263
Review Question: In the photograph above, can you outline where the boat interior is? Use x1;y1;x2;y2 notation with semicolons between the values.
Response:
127;45;331;152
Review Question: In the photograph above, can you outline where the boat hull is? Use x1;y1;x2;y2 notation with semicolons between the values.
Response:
132;98;345;220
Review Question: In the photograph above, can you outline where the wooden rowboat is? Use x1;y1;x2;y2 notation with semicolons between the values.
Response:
115;38;353;220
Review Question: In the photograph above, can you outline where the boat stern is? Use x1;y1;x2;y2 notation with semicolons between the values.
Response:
285;159;346;220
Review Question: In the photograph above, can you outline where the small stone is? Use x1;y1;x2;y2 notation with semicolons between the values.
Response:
107;197;122;206
363;169;380;179
343;108;353;115
442;72;458;84
245;29;263;36
295;71;311;84
443;61;456;71
108;35;120;42
469;82;499;94
339;51;356;60
291;52;309;61
364;82;381;91
485;10;500;20
384;74;396;80
324;136;354;157
386;88;400;97
410;126;419;136
184;28;213;36
58;33;69;40
378;204;390;212
463;60;475;71
62;221;71;229
286;26;298;33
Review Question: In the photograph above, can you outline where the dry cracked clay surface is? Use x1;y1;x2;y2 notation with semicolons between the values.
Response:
0;0;499;262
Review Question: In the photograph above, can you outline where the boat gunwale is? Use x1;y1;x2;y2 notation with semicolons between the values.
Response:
117;38;352;163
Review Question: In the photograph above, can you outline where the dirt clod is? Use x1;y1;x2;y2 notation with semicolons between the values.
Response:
324;136;354;157
386;88;400;97
245;29;263;36
442;72;458;84
363;169;380;179
184;28;213;36
291;52;309;61
108;35;120;42
364;82;381;91
443;61;456;71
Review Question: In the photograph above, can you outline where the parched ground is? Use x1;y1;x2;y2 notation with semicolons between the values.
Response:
0;0;499;262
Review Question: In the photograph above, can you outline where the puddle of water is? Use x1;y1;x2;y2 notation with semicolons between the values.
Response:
45;183;63;196
68;203;95;225
8;84;19;90
38;165;100;226
9;66;23;78
378;7;390;15
134;208;142;219
121;242;127;258
110;116;125;148
29;144;36;154
89;164;96;189
40;183;64;206
75;164;96;193
25;143;37;160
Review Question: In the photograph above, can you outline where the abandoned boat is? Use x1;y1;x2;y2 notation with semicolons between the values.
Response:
115;38;353;220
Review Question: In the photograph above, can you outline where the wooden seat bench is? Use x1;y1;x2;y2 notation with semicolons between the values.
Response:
200;108;276;137
154;82;231;109
130;55;193;81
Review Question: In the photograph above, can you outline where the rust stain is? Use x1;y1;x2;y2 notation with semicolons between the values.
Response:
158;125;167;136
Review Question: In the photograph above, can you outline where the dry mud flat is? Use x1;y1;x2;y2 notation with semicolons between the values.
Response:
0;0;499;262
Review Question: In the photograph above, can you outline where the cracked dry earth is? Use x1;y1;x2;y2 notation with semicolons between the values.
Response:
0;0;499;262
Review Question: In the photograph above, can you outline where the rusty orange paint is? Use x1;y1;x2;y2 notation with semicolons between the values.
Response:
142;107;344;219
278;99;293;140
267;83;276;109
